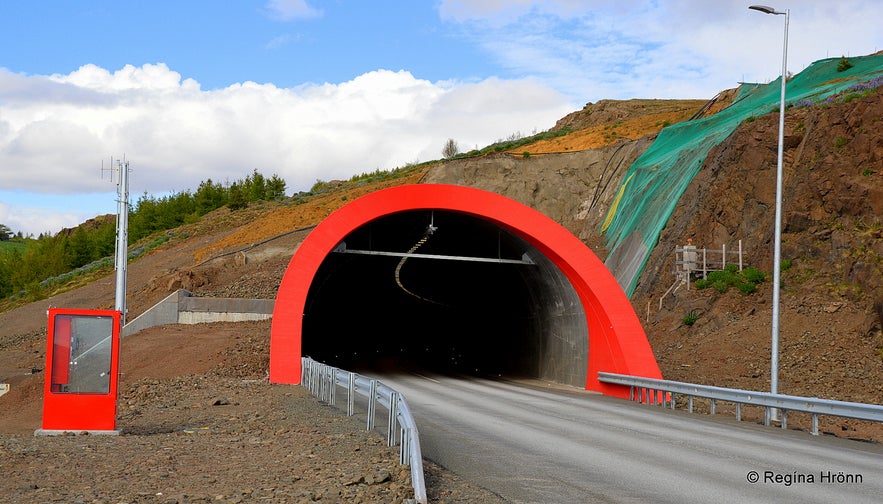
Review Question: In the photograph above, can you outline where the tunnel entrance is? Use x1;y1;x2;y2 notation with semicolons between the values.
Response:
270;184;662;397
302;210;588;385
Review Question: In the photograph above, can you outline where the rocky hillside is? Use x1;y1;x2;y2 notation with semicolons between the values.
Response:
635;82;883;439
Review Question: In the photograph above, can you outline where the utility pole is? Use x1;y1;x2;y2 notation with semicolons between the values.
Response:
105;156;130;325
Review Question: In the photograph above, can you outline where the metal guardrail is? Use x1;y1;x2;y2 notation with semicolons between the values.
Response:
599;372;883;436
301;357;427;504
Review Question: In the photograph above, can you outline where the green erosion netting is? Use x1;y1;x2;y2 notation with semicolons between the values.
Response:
601;53;883;297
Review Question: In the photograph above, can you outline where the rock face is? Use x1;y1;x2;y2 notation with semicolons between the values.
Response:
427;89;883;440
553;99;710;131
422;139;654;252
631;87;883;441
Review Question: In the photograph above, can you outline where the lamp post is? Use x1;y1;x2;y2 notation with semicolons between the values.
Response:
749;5;789;410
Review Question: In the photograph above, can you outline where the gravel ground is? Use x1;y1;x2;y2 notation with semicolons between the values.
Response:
0;321;507;504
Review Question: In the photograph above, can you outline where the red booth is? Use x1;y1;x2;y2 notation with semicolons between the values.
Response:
37;308;122;435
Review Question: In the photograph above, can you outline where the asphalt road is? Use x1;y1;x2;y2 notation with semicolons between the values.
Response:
374;373;883;504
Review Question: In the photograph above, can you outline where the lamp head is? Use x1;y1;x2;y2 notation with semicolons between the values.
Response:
749;5;784;15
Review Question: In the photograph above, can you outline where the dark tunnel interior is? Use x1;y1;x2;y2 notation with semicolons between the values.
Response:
302;210;589;385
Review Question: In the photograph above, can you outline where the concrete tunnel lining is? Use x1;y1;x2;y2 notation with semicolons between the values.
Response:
301;210;589;386
270;184;662;397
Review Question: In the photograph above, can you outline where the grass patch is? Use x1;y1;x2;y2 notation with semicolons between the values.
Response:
682;310;699;326
694;264;765;295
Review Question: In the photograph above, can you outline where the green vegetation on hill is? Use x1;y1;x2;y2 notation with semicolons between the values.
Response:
0;169;286;307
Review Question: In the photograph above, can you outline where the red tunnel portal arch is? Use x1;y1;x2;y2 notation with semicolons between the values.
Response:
269;184;662;398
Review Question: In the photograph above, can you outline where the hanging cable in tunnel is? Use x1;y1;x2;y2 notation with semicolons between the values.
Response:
394;213;445;305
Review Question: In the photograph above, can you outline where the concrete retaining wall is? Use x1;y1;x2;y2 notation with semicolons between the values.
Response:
122;289;274;337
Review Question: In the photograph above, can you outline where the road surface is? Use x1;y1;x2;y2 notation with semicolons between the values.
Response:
373;373;883;504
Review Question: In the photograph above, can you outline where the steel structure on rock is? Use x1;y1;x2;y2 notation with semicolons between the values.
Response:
269;184;661;398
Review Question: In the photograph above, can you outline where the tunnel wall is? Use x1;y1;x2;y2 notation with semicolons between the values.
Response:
270;184;662;397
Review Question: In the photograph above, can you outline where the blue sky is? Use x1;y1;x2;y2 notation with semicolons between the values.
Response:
1;0;881;236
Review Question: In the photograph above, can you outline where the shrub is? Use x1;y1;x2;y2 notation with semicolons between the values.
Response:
696;266;765;295
837;56;854;72
683;310;699;326
737;282;757;295
707;269;738;286
742;267;765;284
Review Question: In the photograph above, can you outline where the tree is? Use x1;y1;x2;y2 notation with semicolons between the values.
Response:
227;182;248;210
194;179;227;215
65;227;94;269
265;174;288;200
245;169;267;201
0;224;11;241
442;138;459;159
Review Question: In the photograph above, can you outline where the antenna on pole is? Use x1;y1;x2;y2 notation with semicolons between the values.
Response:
103;155;131;326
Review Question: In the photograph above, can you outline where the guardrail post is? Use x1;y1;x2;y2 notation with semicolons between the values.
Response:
322;364;328;402
347;372;355;416
316;364;328;403
781;409;788;429
388;392;399;447
736;403;742;422
811;414;819;435
688;396;694;413
367;379;377;431
400;427;410;465
710;398;716;415
301;357;308;384
328;368;337;406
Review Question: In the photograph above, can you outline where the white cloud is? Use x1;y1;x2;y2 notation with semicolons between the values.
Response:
437;0;597;24
437;0;883;101
265;34;293;50
0;195;108;237
264;0;322;21
0;64;572;235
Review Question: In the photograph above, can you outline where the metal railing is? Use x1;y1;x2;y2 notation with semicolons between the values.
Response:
301;357;427;504
675;241;745;284
599;372;883;436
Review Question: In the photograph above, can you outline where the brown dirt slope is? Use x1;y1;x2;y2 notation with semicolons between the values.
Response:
1;321;503;503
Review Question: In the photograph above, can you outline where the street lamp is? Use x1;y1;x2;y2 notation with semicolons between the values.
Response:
749;5;789;409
